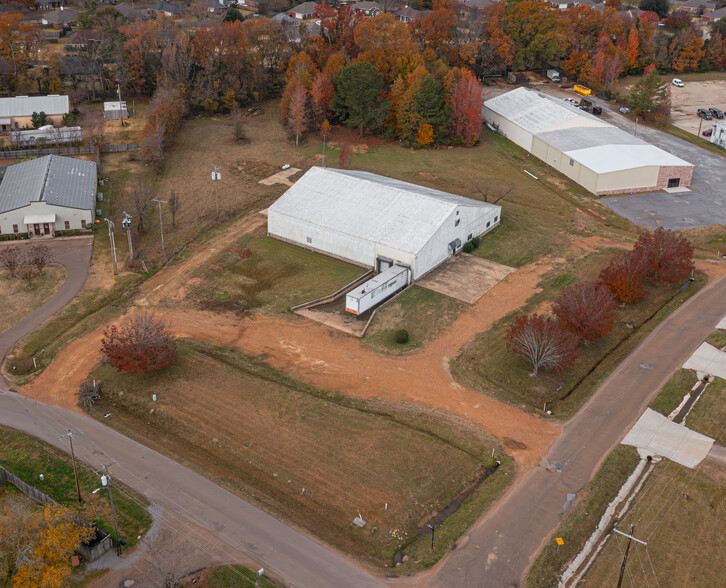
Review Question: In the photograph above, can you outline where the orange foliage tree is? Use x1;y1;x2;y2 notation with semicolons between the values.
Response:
417;123;434;146
632;227;694;283
553;281;617;342
449;73;484;147
599;251;646;304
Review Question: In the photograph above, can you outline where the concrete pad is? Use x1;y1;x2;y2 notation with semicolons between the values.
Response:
258;167;301;187
417;255;514;304
717;315;726;330
621;408;714;468
682;342;726;380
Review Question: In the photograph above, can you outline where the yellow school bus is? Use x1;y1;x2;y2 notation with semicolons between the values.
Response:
574;84;592;96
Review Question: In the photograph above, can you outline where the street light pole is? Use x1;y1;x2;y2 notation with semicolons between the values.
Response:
152;199;167;254
211;164;221;217
104;218;117;278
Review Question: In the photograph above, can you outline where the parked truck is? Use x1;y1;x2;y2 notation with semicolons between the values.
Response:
345;265;410;316
547;69;560;83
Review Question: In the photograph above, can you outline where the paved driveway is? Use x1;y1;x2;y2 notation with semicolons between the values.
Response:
0;237;93;383
599;109;726;230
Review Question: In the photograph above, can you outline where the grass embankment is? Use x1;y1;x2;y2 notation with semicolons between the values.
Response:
0;426;151;549
525;446;641;588
0;266;66;334
203;564;279;588
583;459;726;587
187;235;365;314
665;124;726;157
363;286;466;354
453;249;707;418
85;340;511;569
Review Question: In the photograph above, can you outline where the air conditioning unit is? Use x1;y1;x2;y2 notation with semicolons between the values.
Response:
97;193;103;201
96;209;102;216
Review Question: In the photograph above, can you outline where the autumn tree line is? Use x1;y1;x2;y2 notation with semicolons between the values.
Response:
506;228;695;377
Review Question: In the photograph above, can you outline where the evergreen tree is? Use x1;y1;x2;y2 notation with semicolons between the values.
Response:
331;62;391;136
415;75;449;141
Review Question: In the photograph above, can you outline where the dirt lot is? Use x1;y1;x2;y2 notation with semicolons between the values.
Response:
669;79;726;137
87;340;504;566
0;266;66;335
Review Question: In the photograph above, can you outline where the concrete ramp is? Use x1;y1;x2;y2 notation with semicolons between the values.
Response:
717;314;726;330
621;409;713;468
683;342;726;380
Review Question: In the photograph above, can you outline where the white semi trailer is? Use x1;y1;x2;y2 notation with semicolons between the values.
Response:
345;265;409;316
547;69;560;83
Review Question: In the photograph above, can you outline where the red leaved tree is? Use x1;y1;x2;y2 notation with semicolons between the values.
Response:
505;314;581;376
288;82;307;147
311;71;334;129
599;251;646;304
449;73;484;147
553;281;617;342
632;227;694;283
101;313;177;377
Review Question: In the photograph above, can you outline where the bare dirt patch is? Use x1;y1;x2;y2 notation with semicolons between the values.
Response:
0;266;66;335
669;80;726;136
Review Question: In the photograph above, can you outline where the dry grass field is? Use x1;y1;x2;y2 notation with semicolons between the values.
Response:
87;340;509;567
0;266;66;335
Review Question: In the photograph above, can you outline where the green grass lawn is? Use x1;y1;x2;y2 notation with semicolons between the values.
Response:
84;340;510;569
205;565;279;588
363;286;466;354
649;368;698;417
707;329;726;349
0;426;151;549
687;376;726;440
452;249;707;417
188;235;365;314
526;445;641;588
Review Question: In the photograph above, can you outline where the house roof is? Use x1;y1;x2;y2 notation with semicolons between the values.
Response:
289;1;319;14
0;155;97;214
66;29;97;45
114;3;143;18
0;95;69;118
675;0;715;9
268;167;499;257
703;6;726;18
42;8;78;24
150;1;185;14
355;1;381;11
395;6;431;18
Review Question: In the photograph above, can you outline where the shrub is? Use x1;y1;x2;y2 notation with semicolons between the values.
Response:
393;329;409;344
471;237;480;248
463;242;475;253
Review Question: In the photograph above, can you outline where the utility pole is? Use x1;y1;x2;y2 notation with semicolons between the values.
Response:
60;430;82;503
615;524;646;588
100;463;122;556
122;211;133;264
116;83;125;127
322;131;326;168
152;199;167;254
104;218;117;278
211;164;221;217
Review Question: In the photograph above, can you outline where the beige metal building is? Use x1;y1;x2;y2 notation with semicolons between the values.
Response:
0;95;70;131
483;88;694;195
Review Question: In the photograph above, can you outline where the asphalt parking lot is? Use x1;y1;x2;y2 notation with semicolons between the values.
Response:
598;106;726;230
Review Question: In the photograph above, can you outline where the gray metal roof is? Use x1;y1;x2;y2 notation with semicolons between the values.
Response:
0;95;69;118
268;167;499;256
535;126;647;152
0;155;96;214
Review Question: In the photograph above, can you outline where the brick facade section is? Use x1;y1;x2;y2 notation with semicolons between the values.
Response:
597;165;694;195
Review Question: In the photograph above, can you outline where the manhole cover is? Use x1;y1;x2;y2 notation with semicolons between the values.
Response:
640;363;650;369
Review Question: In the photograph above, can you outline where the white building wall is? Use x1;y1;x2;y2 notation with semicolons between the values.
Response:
415;204;501;279
267;211;375;267
595;166;659;193
483;107;534;151
0;201;92;235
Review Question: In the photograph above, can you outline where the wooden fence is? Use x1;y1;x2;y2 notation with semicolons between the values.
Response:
0;467;113;562
0;143;137;160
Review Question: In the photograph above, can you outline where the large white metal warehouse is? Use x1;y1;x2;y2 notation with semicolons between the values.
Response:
483;87;694;195
267;167;501;280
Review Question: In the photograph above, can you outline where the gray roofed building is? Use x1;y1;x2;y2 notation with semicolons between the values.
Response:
289;1;319;19
149;0;185;16
41;7;79;26
114;3;144;19
267;167;501;280
394;6;431;22
353;1;382;16
0;95;70;130
701;6;726;20
0;155;96;236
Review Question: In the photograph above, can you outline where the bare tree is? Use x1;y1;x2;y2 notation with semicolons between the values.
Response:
230;107;247;142
0;246;23;278
77;380;102;409
129;177;153;235
28;244;53;275
139;119;166;174
132;526;190;588
168;190;181;228
471;181;514;205
16;265;36;290
505;314;581;376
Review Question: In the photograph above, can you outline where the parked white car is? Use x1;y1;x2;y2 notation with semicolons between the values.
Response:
672;78;684;87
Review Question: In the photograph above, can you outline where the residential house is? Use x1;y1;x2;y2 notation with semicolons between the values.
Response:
41;7;79;28
288;2;320;20
711;120;726;149
0;95;69;130
354;1;382;17
675;0;716;13
65;29;98;51
35;0;64;9
0;155;97;237
206;0;230;14
702;6;726;20
149;1;186;17
114;3;144;19
394;6;431;23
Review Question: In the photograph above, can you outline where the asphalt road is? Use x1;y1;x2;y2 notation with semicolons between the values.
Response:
599;108;726;230
0;237;93;381
0;392;385;588
430;275;726;587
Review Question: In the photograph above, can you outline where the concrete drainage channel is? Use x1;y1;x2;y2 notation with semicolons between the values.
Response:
558;375;713;587
392;462;500;567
